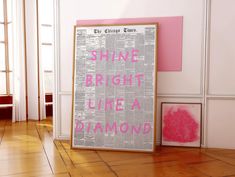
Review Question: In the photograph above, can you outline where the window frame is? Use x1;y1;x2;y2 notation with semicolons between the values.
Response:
40;23;53;94
0;0;12;95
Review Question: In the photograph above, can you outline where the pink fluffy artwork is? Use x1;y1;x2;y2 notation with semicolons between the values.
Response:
161;103;201;147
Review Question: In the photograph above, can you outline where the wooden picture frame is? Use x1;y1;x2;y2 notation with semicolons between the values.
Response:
161;102;202;147
71;23;158;152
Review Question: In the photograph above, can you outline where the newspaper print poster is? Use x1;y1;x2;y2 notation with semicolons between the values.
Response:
71;24;157;152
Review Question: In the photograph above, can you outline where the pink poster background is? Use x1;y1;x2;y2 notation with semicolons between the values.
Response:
76;16;183;71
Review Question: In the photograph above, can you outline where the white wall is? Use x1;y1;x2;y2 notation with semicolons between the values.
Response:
54;0;235;149
208;0;235;96
54;0;206;141
206;0;235;149
207;100;235;149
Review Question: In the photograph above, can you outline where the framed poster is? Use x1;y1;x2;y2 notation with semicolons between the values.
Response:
71;24;158;152
161;102;202;147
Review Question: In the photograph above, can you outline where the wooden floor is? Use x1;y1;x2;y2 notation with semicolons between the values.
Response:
0;119;235;177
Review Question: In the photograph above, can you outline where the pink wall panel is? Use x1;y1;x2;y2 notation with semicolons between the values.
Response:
76;17;183;71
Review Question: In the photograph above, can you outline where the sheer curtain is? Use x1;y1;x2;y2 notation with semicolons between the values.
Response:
13;0;27;121
11;0;54;121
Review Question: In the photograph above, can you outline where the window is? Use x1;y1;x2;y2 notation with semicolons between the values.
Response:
38;0;54;118
0;0;13;95
39;0;54;94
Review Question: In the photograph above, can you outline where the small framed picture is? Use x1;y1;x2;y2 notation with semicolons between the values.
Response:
161;102;202;147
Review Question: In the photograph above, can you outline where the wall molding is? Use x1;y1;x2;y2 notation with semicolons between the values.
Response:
207;96;235;100
157;94;203;98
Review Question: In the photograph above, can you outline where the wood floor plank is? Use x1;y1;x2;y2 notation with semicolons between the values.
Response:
97;151;150;163
35;122;68;174
0;152;46;161
0;119;235;177
68;167;116;177
66;150;102;164
175;151;215;164
0;160;51;176
115;163;209;177
190;160;235;177
0;170;70;177
202;151;235;166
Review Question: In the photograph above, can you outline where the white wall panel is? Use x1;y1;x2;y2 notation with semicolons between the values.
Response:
157;0;204;95
208;0;235;95
60;95;71;136
207;99;235;149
